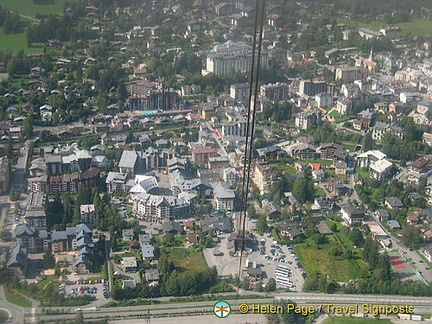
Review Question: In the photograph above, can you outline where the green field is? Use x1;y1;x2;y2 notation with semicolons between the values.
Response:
4;288;32;307
0;28;43;55
324;317;389;324
314;187;326;197
165;247;208;272
0;310;7;323
338;18;432;38
1;0;73;17
296;229;366;282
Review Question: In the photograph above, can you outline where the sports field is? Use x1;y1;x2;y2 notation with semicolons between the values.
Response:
1;0;73;17
388;250;413;275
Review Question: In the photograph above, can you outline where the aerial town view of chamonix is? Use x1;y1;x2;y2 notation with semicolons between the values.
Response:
3;0;432;323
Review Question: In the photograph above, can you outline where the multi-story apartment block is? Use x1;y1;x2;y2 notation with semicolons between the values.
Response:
260;82;289;101
118;148;177;175
221;118;248;137
131;193;193;222
356;150;387;168
254;161;275;194
371;122;404;141
192;148;218;165
212;182;235;212
299;79;327;97
28;168;100;193
24;192;47;230
206;40;269;76
230;83;250;101
80;204;96;226
335;67;367;82
295;110;322;130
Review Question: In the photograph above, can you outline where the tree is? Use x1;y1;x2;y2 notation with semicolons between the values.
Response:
242;276;250;290
256;214;268;234
349;228;364;247
22;116;34;139
43;251;56;269
265;278;276;292
363;133;373;151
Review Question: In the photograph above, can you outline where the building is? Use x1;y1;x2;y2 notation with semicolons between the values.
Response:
295;110;322;130
287;143;316;159
230;83;250;101
15;224;47;253
212;182;235;212
341;204;364;225
118;148;176;175
370;159;393;180
192;148;218;165
205;40;269;76
141;242;155;260
254;161;275;194
260;83;289;100
223;167;238;184
356;150;386;168
8;245;28;274
105;172;132;192
221;118;248;137
371;122;404;141
24;192;47;230
121;229;133;242
299;79;327;97
80;204;96;226
201;216;232;234
319;143;344;160
122;257;138;272
131;192;193;222
384;197;404;209
335;67;366;82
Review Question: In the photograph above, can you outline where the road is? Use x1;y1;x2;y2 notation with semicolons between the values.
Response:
35;292;432;322
0;286;25;323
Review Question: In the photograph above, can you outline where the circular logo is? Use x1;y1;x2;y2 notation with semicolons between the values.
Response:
213;301;231;318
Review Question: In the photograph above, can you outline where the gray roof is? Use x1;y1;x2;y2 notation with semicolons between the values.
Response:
341;203;364;216
15;224;36;236
201;216;231;234
119;150;138;169
212;182;235;199
74;254;91;266
161;221;182;234
385;197;404;208
141;243;154;259
8;245;27;267
145;269;160;281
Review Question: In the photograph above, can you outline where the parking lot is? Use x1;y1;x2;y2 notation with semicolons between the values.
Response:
59;279;110;307
204;233;305;291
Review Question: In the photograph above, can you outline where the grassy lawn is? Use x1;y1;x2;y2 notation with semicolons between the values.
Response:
0;310;7;323
0;28;43;56
314;187;326;197
1;0;75;17
329;110;350;123
303;159;333;165
271;163;297;175
355;167;370;179
165;247;208;272
343;143;357;152
113;239;131;253
36;275;58;289
338;18;432;38
296;233;364;282
4;287;32;307
324;317;388;324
